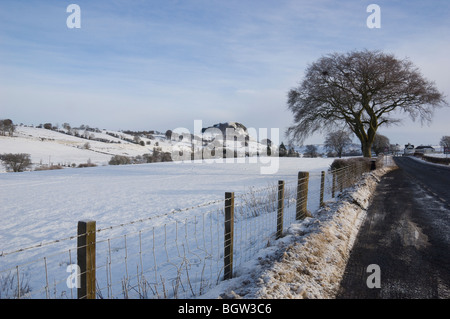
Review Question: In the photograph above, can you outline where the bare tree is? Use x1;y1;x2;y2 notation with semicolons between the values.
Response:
440;136;450;149
372;133;390;155
133;135;141;144
286;50;447;157
165;130;173;141
0;119;14;136
324;130;352;158
304;145;318;158
0;153;32;172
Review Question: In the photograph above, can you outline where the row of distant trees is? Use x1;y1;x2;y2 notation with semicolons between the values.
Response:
277;128;397;158
109;149;173;165
279;129;391;158
323;130;450;157
42;122;165;146
323;130;392;158
323;129;399;158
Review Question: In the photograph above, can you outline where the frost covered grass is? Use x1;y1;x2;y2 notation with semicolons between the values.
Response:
201;165;396;299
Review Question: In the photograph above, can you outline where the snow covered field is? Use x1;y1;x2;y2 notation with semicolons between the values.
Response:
1;125;390;299
0;155;336;299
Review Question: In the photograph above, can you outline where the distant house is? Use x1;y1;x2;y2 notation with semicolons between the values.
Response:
404;143;415;155
414;145;435;154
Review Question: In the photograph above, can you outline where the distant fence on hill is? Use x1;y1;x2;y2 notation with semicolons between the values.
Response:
0;157;383;299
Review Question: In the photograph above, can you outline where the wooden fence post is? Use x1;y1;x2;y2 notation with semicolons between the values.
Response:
77;220;96;299
224;192;234;280
332;169;336;198
320;171;325;207
296;172;309;220
276;180;285;239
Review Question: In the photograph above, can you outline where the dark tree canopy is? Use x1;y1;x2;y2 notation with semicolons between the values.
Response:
286;49;447;157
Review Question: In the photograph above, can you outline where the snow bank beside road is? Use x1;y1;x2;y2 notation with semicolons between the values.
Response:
201;166;396;299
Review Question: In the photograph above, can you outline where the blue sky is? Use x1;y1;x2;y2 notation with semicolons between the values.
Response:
1;0;449;146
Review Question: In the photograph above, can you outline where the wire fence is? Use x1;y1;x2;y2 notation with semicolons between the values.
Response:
0;156;387;299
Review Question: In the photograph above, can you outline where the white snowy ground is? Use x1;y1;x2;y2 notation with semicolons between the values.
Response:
409;154;450;167
425;153;449;158
200;164;396;299
0;155;336;299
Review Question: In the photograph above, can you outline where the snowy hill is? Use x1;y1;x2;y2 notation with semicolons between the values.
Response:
0;126;172;171
197;121;274;159
202;121;249;136
0;123;273;172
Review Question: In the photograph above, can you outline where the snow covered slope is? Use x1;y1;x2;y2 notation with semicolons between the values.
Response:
0;124;273;172
0;126;173;171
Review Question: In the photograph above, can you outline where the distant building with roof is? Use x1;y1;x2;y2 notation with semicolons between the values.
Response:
404;143;415;155
414;145;435;154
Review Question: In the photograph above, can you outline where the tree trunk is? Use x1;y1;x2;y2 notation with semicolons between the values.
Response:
362;142;372;158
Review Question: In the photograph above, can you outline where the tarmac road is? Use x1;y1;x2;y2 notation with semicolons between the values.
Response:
336;156;450;299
